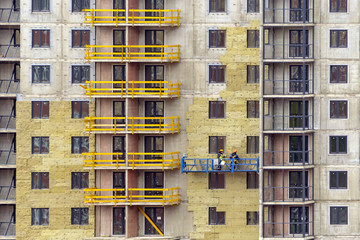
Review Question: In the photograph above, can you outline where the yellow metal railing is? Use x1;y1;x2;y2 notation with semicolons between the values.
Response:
84;116;180;134
82;80;181;98
84;45;180;63
83;9;180;27
83;152;180;170
84;188;180;206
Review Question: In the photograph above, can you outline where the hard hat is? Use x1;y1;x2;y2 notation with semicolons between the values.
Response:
234;150;237;153
219;149;224;152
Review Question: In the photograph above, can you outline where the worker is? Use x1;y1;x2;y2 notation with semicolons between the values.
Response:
230;150;239;170
217;149;225;170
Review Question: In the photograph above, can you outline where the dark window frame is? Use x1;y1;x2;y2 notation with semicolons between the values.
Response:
72;30;90;48
209;0;226;13
32;137;49;154
330;100;348;119
247;0;259;13
71;65;90;84
209;101;226;119
32;101;49;119
72;0;90;12
209;207;226;225
247;65;259;83
247;30;259;48
329;136;347;154
330;206;348;225
31;208;49;225
71;208;89;225
209;173;225;189
32;0;50;12
330;30;348;48
246;211;259;225
209;65;226;83
71;101;89;119
71;172;89;189
247;101;259;118
247;136;259;154
330;0;347;12
330;65;347;83
144;207;164;235
32;29;50;48
247;172;259;189
330;171;347;189
209;136;226;154
32;65;50;83
209;30;226;48
31;172;49;189
71;136;89;154
113;207;126;235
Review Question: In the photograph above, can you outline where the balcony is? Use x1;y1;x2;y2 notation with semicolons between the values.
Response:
0;134;15;167
0;210;15;237
84;188;179;206
0;5;20;24
82;80;181;98
0;63;19;97
85;45;180;63
264;3;314;25
84;116;180;134
0;185;15;204
181;157;258;173
83;152;180;170
83;9;180;27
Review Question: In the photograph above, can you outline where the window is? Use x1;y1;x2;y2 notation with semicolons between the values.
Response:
32;137;49;154
32;65;50;83
71;172;89;189
247;101;259;118
209;207;225;225
32;0;49;12
247;136;259;154
72;66;90;84
290;207;309;234
329;136;347;154
209;101;225;119
330;207;348;225
209;65;226;83
289;101;309;128
330;0;347;12
209;173;225;189
330;171;347;189
247;172;259;189
289;136;309;163
72;101;89;119
32;30;50;48
209;0;226;12
290;65;309;92
209;30;226;48
289;30;309;57
32;172;49;189
209;136;226;154
32;101;49;119
247;30;259;48
330;100;347;118
145;136;164;161
72;30;90;48
290;0;309;21
72;0;90;12
13;0;20;11
145;172;164;196
330;65;347;83
71;208;88;225
14;29;20;46
330;30;347;48
113;207;125;235
71;137;89;154
247;65;259;83
113;136;125;160
247;212;259;225
32;208;49;225
289;171;308;198
145;207;164;235
247;0;259;13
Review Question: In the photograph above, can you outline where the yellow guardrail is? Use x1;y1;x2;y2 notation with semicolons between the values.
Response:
84;187;180;206
83;152;180;170
81;80;181;98
84;116;180;134
83;9;180;27
84;45;180;63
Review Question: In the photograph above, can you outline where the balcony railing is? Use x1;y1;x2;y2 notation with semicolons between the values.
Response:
84;188;180;206
264;7;314;24
83;9;180;27
83;152;180;170
0;186;15;200
85;45;180;63
84;116;180;134
0;8;20;23
0;212;15;236
264;79;314;95
82;80;181;98
264;150;314;166
264;115;314;131
263;186;314;203
181;157;259;173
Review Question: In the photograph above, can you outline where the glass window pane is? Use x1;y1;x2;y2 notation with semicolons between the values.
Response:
72;101;81;118
330;207;337;224
218;66;225;83
72;66;80;83
338;172;347;188
72;173;80;189
32;137;40;153
218;31;226;47
42;172;49;188
33;30;40;47
32;208;40;225
42;208;49;225
81;172;89;188
330;31;337;47
209;137;217;153
209;31;217;47
32;173;40;189
339;207;348;224
217;173;225;188
42;30;50;47
330;101;336;118
72;30;80;47
72;137;80;153
81;208;88;225
42;101;49;118
218;102;225;118
339;31;347;47
217;212;225;224
330;137;337;153
41;137;49;153
81;31;90;47
339;136;347;153
81;101;89;118
209;207;217;224
338;101;347;118
81;137;89;153
32;102;41;118
339;0;347;12
330;171;337;188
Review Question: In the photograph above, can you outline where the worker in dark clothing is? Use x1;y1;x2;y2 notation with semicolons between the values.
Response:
217;149;225;170
230;150;239;170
